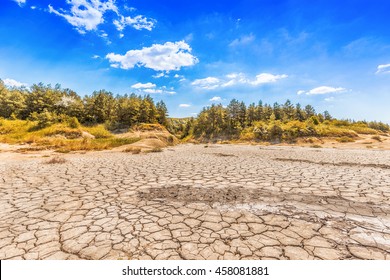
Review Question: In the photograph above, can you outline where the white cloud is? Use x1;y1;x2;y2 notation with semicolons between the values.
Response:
113;15;155;32
106;41;198;71
250;73;288;85
92;55;100;59
209;96;222;102
298;86;346;95
192;72;287;90
2;78;27;88
191;77;221;90
143;88;163;94
376;64;390;74
13;0;26;7
48;0;118;34
229;34;255;48
179;104;191;108
153;72;168;78
131;82;175;94
324;97;335;102
131;82;156;89
30;6;36;10
222;72;248;87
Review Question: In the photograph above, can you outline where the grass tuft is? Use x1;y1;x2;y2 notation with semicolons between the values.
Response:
44;156;67;164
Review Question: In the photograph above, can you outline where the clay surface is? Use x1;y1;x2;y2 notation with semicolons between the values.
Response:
0;144;389;260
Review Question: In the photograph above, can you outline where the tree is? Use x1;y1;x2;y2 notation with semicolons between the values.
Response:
0;82;27;118
323;110;332;121
84;90;117;123
246;103;256;126
304;104;316;118
156;100;168;126
25;83;62;117
295;103;306;121
283;99;295;121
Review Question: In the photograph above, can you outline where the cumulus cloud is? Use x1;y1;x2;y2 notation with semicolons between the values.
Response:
48;0;118;34
106;41;198;71
2;78;27;88
113;15;155;33
192;72;287;90
209;96;222;102
131;82;156;89
191;77;221;90
143;88;163;94
250;73;288;85
298;86;346;95
13;0;26;7
179;104;191;108
376;64;390;74
131;82;175;95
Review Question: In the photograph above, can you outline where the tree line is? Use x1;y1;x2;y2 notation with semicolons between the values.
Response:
0;80;168;128
1;79;388;137
183;99;389;140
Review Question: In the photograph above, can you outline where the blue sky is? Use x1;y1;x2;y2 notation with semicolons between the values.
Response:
1;0;390;122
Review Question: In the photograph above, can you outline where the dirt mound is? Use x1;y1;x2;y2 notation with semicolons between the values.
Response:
114;124;179;151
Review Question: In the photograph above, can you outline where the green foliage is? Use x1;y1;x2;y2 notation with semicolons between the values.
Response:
30;109;57;129
84;125;112;139
0;82;167;129
67;117;80;129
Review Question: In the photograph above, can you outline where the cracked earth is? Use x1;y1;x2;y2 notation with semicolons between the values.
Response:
0;144;389;260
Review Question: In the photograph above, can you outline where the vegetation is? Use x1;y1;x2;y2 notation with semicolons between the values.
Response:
176;99;389;142
0;80;168;128
1;79;389;148
44;156;67;164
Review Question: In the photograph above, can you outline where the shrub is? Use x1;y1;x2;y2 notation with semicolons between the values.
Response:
30;110;57;129
336;136;355;143
67;117;80;129
123;147;141;154
310;144;322;148
371;135;382;142
45;156;67;164
167;135;174;145
84;125;112;138
269;124;283;142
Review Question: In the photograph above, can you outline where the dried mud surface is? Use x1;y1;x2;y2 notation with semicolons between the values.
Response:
0;144;389;260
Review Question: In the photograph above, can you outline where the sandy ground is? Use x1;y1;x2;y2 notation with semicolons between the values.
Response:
0;144;389;260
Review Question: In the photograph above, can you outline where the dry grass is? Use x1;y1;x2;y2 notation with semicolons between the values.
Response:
0;119;140;152
310;144;322;148
336;136;355;143
123;147;142;154
44;156;67;164
371;135;382;142
147;147;163;153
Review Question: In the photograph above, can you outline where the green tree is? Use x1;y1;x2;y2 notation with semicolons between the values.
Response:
156;100;169;126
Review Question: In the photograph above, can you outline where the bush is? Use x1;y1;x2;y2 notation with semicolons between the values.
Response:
123;147;141;154
84;125;112;138
44;156;67;164
30;110;57;129
371;135;382;142
269;124;283;142
336;136;355;143
67;117;80;129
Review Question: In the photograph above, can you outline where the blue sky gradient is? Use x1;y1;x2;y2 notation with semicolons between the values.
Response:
1;0;390;122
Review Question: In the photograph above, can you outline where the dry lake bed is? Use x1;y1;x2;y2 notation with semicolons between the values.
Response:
0;144;389;260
